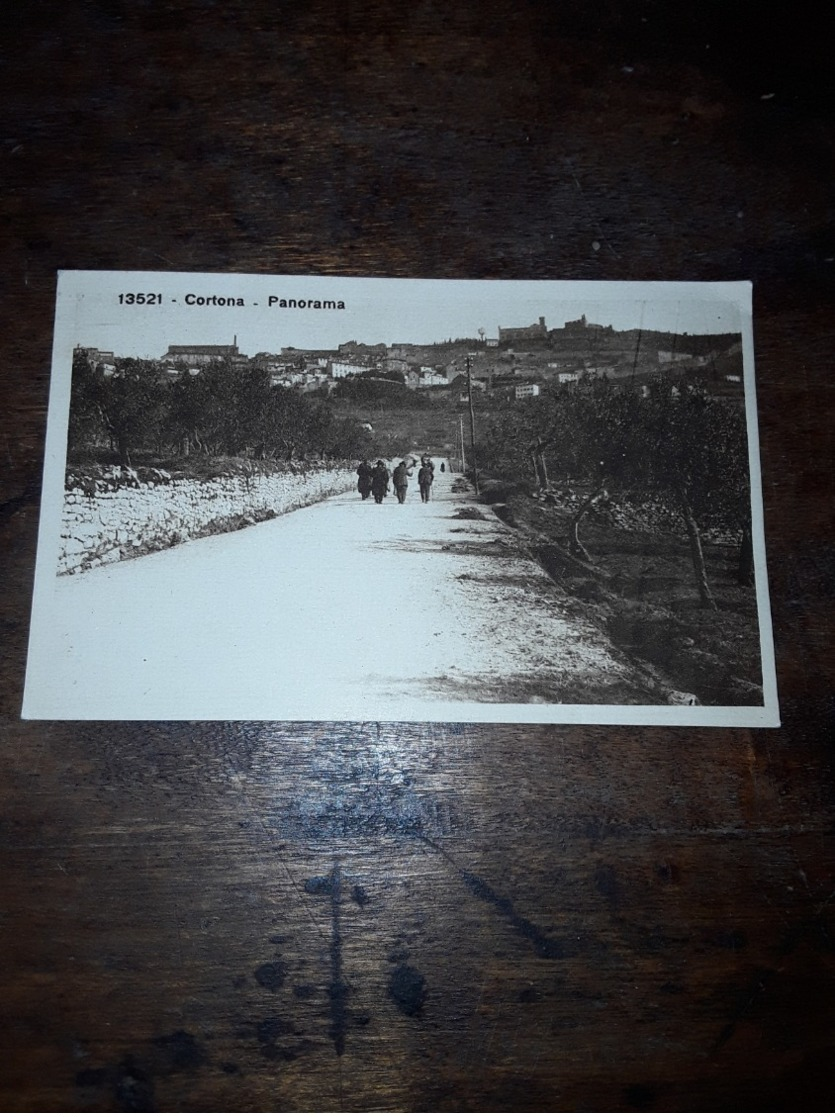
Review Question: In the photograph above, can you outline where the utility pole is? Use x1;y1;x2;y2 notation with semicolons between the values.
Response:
466;356;479;494
458;415;466;474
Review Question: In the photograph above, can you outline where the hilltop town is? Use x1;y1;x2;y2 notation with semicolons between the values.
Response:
75;313;744;406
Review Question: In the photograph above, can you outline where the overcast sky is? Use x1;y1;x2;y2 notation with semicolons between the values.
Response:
59;272;748;359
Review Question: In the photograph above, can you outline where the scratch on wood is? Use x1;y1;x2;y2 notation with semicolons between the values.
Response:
418;834;568;959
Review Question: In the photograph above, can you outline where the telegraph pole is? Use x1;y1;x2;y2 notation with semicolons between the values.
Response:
458;415;466;474
465;356;479;494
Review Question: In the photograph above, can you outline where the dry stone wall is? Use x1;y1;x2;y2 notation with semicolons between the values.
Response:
59;465;356;574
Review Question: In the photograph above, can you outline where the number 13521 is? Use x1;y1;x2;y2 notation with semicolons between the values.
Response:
118;293;162;305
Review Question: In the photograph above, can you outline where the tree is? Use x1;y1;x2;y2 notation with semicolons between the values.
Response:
626;385;750;609
332;374;415;407
479;401;543;482
265;386;316;460
168;369;210;455
97;359;167;467
68;350;106;456
191;360;272;455
232;367;274;454
480;378;751;609
527;382;645;560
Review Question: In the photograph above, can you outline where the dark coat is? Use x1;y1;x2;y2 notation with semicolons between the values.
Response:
371;464;390;495
357;462;373;492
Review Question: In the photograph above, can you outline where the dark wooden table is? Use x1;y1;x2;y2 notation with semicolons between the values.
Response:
1;2;833;1110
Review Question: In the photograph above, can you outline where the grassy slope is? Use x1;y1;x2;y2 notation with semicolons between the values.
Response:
333;399;467;457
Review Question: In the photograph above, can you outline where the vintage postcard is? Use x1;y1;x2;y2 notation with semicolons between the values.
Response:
22;272;779;725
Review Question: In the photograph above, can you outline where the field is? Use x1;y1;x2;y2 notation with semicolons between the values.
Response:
331;398;468;459
481;484;763;707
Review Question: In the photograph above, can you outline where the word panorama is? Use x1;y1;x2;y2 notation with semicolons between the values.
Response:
268;296;346;309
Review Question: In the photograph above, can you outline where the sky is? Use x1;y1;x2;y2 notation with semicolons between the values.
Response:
58;272;748;359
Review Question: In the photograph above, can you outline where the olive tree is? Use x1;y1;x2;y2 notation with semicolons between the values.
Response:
634;384;750;607
96;359;167;467
499;379;751;608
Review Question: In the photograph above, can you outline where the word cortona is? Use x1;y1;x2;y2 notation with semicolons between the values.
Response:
185;294;245;306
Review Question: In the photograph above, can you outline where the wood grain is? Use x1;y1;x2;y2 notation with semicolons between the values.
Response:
1;1;833;1109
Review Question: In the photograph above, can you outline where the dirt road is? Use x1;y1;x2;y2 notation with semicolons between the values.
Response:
25;470;656;719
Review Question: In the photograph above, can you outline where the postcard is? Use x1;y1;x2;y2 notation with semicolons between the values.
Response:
22;271;778;725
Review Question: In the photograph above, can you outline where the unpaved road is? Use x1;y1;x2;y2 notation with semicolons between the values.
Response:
25;470;656;719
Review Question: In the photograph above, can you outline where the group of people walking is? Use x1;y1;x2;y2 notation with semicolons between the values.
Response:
356;455;440;504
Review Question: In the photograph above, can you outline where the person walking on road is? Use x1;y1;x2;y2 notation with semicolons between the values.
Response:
418;461;434;503
393;460;410;504
370;459;390;504
356;459;373;500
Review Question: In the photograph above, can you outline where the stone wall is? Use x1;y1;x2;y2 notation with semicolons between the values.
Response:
59;465;356;574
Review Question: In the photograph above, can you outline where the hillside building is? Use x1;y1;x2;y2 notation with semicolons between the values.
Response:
338;341;387;357
75;345;116;367
515;383;541;399
161;342;248;366
498;317;548;344
329;360;373;379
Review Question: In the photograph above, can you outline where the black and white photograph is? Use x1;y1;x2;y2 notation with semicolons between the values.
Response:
23;271;778;724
